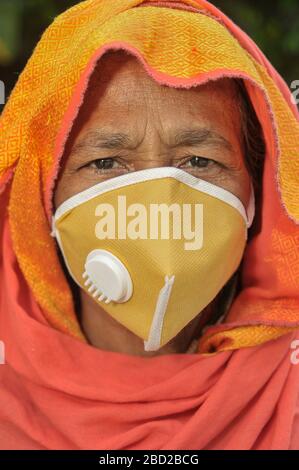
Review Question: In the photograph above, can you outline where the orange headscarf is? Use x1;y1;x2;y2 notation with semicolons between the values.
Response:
0;0;298;450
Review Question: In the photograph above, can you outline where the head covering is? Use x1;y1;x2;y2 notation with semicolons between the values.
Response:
0;0;298;450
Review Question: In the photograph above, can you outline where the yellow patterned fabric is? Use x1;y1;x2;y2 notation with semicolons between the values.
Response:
0;0;298;353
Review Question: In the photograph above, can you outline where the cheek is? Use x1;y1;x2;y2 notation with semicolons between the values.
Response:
229;167;252;210
53;171;82;210
53;176;66;211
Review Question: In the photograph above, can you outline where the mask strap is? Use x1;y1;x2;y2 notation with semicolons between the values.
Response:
246;181;256;229
144;275;175;351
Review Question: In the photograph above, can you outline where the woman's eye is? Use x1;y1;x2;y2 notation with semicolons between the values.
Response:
92;158;117;170
182;156;215;169
86;158;124;171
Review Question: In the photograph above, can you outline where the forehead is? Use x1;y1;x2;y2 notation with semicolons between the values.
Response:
67;49;244;157
86;50;240;109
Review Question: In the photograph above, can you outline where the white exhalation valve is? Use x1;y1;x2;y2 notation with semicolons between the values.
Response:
82;249;133;304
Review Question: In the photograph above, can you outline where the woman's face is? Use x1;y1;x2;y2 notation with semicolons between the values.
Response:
54;52;251;210
53;51;252;356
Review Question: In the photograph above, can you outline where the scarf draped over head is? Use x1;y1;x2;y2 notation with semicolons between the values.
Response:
0;0;298;450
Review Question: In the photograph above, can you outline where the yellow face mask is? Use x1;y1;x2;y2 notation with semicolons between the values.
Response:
51;167;255;351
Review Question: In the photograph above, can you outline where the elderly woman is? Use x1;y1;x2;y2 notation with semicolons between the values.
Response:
0;0;298;450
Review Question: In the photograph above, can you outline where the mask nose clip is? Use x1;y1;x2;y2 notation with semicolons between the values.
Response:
83;249;133;304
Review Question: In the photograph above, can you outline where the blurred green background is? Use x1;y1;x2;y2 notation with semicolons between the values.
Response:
0;0;299;110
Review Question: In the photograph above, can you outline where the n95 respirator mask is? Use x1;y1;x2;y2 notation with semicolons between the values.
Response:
51;167;255;351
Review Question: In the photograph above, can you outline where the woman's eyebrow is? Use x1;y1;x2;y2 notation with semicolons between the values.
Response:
72;127;235;154
72;130;133;153
170;128;234;153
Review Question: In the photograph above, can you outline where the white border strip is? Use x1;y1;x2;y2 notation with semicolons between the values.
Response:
53;167;255;229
